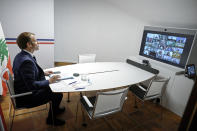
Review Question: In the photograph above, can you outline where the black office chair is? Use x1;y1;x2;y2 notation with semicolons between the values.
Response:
75;87;129;129
129;76;170;118
1;68;54;131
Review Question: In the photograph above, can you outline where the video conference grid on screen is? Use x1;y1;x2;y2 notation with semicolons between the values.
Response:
143;33;186;65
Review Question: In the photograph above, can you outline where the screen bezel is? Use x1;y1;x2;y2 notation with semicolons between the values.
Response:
139;30;194;68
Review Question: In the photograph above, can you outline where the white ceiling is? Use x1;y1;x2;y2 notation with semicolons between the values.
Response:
106;0;197;29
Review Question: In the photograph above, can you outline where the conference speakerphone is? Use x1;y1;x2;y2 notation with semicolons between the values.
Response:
73;73;80;77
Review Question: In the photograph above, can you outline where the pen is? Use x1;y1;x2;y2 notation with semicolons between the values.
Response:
75;87;85;90
68;81;77;85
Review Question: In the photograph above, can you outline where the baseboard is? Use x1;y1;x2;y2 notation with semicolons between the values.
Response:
54;61;75;67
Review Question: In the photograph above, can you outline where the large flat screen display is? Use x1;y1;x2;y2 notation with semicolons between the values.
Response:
139;27;195;68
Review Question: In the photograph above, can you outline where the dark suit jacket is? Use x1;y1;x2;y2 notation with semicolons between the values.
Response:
13;50;50;107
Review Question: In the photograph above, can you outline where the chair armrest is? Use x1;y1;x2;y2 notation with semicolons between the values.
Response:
137;84;147;92
125;97;128;100
82;96;93;108
153;77;170;82
11;92;32;98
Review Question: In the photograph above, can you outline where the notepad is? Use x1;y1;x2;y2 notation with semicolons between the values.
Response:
64;79;91;89
73;81;91;88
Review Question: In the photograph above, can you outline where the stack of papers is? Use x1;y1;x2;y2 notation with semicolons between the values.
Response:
62;78;92;90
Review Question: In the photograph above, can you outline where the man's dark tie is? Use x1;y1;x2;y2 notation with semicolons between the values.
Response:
33;56;37;62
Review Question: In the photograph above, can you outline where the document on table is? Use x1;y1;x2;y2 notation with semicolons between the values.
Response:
50;81;67;92
62;78;92;90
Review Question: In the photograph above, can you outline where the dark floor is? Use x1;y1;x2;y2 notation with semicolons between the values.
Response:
0;90;181;131
0;62;181;130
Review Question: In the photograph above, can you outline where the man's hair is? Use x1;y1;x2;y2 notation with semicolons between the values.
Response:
16;32;35;49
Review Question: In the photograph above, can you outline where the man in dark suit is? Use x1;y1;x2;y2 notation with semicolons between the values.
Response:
13;32;65;126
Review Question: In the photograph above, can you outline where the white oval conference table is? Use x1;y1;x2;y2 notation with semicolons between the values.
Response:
46;62;156;92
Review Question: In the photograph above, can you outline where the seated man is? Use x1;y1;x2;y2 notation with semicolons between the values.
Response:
13;32;65;126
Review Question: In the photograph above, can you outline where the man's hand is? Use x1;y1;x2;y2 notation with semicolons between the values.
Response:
49;75;60;84
45;70;53;76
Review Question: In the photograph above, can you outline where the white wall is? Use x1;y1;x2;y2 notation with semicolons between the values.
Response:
54;0;197;63
0;0;54;69
54;0;147;63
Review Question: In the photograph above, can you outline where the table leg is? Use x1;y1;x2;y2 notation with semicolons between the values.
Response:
67;93;70;102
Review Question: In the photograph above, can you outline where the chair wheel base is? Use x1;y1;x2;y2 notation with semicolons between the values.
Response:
82;123;87;127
